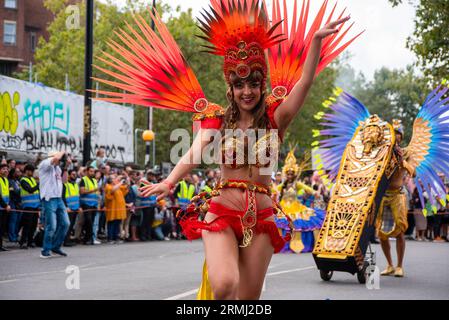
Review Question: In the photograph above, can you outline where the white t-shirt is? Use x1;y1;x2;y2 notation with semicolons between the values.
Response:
38;158;63;201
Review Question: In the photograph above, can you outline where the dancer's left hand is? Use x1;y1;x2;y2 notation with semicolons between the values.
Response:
314;15;351;39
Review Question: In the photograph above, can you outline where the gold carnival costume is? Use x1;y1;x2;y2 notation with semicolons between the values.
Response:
376;120;410;240
312;83;449;283
276;150;325;253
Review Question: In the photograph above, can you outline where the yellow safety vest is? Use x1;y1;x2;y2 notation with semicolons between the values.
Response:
65;182;80;211
20;177;40;208
80;176;99;207
0;177;10;204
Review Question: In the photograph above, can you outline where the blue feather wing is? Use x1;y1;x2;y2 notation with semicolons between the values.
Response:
313;88;370;181
408;83;449;212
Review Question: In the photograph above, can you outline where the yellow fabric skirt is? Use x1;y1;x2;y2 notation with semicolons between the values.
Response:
197;261;214;300
376;190;408;240
279;199;314;221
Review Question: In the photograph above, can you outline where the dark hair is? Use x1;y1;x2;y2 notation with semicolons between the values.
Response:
24;164;35;172
8;168;16;179
68;169;77;175
0;164;9;169
87;166;95;171
222;70;269;131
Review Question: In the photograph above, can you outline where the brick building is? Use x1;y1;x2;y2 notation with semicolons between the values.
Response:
0;0;54;76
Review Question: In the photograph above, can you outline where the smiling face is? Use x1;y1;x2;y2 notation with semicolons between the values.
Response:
230;71;263;113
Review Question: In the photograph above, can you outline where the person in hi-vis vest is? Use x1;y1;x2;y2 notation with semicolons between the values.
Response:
63;169;81;246
174;174;196;210
201;178;215;194
19;164;41;249
0;164;11;251
79;166;100;245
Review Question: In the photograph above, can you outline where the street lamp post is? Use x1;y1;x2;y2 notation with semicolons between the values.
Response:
142;130;155;170
83;0;94;165
149;0;157;168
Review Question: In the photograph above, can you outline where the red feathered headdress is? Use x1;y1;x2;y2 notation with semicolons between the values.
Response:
198;0;284;86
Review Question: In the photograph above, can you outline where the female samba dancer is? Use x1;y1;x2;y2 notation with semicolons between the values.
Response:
276;150;326;253
94;0;360;300
141;19;349;301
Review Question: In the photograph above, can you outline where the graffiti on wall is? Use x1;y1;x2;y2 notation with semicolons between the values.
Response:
0;91;20;135
22;99;70;134
1;75;134;163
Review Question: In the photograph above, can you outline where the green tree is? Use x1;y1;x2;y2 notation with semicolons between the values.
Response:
14;0;227;166
355;66;429;141
285;67;338;154
17;0;340;167
388;0;449;82
153;8;227;166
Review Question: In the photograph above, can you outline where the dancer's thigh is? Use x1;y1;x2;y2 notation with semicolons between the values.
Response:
202;213;239;291
238;231;274;300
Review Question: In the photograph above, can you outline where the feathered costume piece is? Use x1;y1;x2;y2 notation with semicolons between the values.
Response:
93;0;359;125
93;9;208;113
199;0;284;85
268;0;363;98
408;82;449;213
313;81;449;213
312;88;370;182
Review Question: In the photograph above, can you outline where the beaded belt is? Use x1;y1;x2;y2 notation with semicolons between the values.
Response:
216;180;271;195
217;180;271;248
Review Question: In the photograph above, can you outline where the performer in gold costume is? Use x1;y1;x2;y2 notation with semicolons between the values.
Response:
377;120;415;277
312;83;449;282
276;150;326;253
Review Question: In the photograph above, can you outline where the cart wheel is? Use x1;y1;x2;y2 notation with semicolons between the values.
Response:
320;270;333;281
357;262;369;284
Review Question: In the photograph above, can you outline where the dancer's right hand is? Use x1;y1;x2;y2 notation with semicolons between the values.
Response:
139;180;170;201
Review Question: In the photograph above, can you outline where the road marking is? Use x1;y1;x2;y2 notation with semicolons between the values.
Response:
164;266;316;300
0;263;94;282
266;266;315;276
0;279;19;284
164;289;199;300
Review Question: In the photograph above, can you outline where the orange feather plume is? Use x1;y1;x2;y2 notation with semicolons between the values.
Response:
198;0;285;84
92;8;206;113
268;0;364;95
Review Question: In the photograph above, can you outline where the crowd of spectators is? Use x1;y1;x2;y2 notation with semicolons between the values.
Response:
1;149;448;256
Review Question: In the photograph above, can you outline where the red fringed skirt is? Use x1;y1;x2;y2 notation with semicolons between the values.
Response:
179;201;290;253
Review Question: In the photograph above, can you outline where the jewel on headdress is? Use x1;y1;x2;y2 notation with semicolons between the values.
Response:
194;98;209;113
236;64;251;79
272;86;287;99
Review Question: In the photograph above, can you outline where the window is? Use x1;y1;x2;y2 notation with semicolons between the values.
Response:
5;0;17;9
30;32;36;52
3;21;16;45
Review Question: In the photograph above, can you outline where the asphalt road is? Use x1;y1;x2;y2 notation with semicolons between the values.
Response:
1;238;448;300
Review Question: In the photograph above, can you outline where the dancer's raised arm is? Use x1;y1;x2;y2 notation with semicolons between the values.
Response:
139;129;213;200
274;16;351;134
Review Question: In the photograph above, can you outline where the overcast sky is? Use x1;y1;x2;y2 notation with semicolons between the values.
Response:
105;0;417;80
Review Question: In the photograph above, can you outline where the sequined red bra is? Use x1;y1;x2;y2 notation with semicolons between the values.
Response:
193;95;284;170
